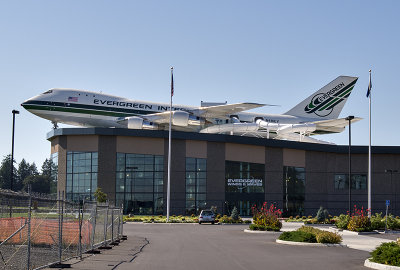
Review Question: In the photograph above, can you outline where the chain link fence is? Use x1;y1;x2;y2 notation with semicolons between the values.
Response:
0;188;124;270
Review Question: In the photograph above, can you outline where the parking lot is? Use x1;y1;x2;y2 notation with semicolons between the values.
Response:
106;223;370;270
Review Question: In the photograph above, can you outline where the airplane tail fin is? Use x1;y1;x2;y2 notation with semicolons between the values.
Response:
284;76;358;120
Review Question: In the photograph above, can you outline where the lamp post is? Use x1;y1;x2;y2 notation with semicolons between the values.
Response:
385;169;398;212
346;115;354;214
10;110;19;191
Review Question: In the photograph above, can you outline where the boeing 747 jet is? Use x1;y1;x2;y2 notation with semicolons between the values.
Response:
21;76;360;144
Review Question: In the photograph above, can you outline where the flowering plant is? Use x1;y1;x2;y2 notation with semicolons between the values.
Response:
347;205;372;232
251;202;282;230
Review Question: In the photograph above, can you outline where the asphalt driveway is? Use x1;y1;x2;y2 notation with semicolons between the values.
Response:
118;223;370;270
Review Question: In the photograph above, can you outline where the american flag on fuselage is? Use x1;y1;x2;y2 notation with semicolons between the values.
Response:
68;97;78;102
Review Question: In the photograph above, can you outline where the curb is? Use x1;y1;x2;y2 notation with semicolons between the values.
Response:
343;230;378;235
364;258;400;270
275;239;347;247
244;229;280;234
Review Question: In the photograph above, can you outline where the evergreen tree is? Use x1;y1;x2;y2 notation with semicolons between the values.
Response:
230;206;239;221
0;155;16;190
41;158;58;193
41;158;57;178
16;159;38;191
23;175;51;193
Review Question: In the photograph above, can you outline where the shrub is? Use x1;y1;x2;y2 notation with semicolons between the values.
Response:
297;226;342;244
316;206;329;223
249;223;280;231
348;216;372;232
252;202;282;230
278;231;317;243
124;217;142;222
370;242;400;267
220;216;233;223
335;214;350;229
231;207;240;221
316;231;342;244
347;205;372;232
249;224;259;230
298;225;321;235
385;214;400;230
370;213;385;230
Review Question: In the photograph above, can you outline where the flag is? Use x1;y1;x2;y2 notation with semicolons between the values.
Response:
68;97;78;102
171;69;174;97
366;71;372;98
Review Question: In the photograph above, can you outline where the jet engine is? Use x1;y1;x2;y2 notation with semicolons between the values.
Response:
126;116;158;130
172;111;204;126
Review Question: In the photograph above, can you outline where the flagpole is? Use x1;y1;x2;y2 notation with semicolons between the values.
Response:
368;69;372;218
167;67;173;222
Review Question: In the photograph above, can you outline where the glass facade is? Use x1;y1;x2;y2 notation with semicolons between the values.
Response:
283;166;305;217
66;152;98;201
225;161;265;216
334;174;367;190
225;161;264;193
50;152;58;182
185;158;207;215
116;153;164;215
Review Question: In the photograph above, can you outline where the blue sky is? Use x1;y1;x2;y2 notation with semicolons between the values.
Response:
0;1;399;167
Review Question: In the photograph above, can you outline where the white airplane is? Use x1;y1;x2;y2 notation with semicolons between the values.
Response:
21;76;361;144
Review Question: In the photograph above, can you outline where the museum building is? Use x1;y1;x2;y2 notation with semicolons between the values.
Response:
48;128;400;217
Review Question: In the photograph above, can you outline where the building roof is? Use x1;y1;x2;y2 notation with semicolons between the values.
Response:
47;128;400;155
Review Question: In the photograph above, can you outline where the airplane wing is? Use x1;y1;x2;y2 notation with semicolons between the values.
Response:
191;102;265;119
141;112;172;124
311;117;363;134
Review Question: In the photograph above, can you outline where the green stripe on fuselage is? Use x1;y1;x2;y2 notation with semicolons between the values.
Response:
23;104;152;118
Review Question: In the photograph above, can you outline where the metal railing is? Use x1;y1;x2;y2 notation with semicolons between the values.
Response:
0;188;123;270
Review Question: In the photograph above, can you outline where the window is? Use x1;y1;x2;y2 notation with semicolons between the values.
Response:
66;152;98;201
283;166;305;217
185;158;207;215
334;174;367;190
225;161;264;193
116;153;164;215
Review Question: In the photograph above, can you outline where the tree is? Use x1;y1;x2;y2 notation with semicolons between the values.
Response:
41;158;58;194
23;175;51;193
0;154;16;190
94;188;107;203
41;158;57;178
16;159;38;191
231;206;239;221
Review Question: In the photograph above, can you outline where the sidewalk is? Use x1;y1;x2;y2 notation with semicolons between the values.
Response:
44;236;148;270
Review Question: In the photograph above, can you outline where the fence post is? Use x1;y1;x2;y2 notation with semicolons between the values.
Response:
78;200;82;259
27;185;32;270
117;207;121;239
103;202;109;247
58;191;64;264
111;208;114;244
120;204;123;238
91;202;97;250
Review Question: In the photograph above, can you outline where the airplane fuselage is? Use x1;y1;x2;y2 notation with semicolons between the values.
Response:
22;89;312;130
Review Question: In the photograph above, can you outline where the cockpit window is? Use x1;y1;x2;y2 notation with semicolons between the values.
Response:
42;90;53;94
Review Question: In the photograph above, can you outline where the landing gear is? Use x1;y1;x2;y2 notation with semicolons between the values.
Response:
52;121;58;129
